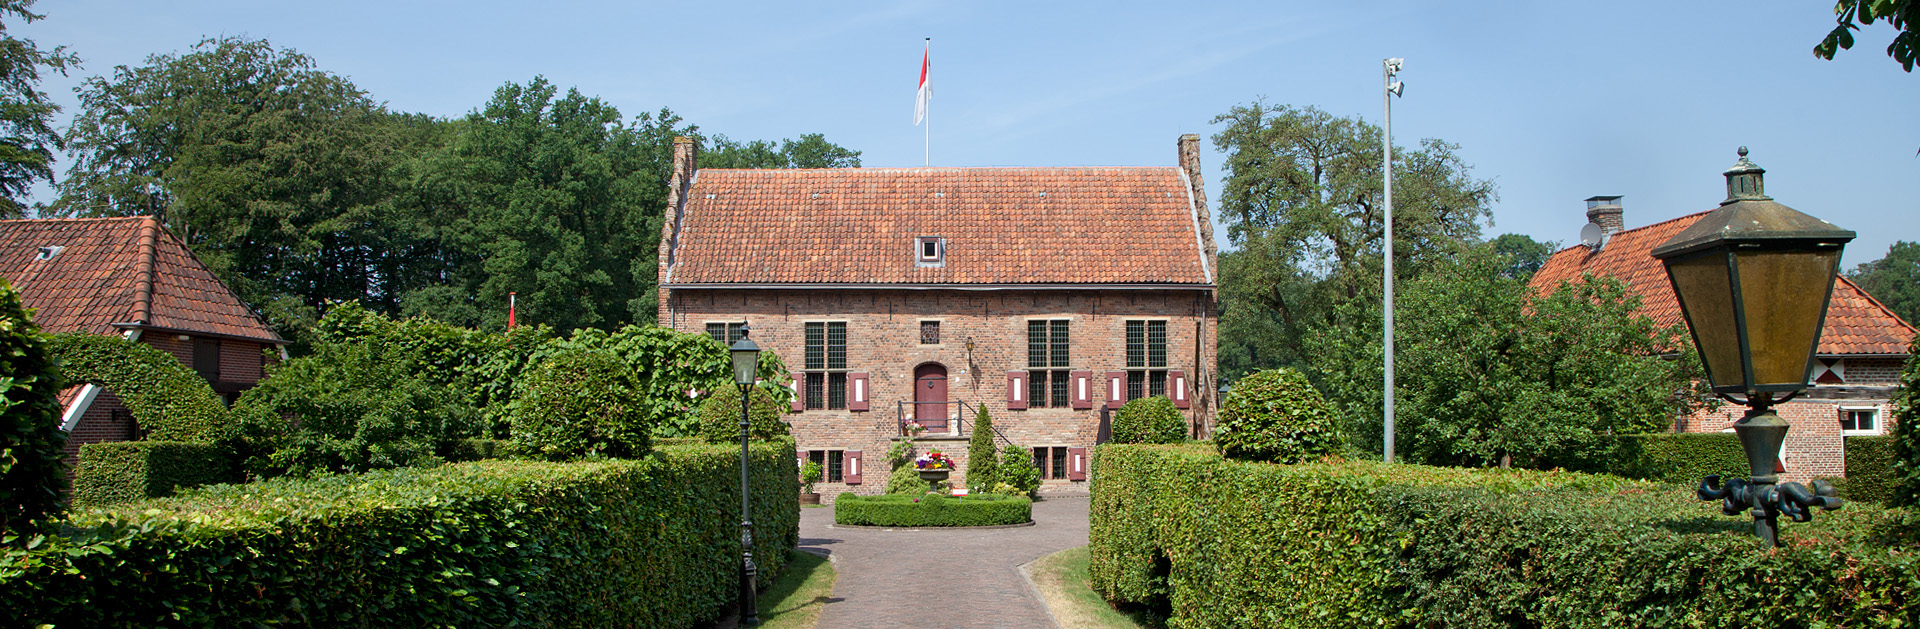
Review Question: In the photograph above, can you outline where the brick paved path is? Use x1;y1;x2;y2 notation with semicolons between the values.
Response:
801;496;1090;629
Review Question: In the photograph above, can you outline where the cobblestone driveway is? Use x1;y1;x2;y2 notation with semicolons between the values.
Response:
800;495;1090;629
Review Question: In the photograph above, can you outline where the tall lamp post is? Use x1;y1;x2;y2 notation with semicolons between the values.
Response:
729;328;762;625
1652;148;1852;547
1381;57;1404;463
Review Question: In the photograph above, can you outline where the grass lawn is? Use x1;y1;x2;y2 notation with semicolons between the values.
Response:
754;550;837;629
1026;546;1162;629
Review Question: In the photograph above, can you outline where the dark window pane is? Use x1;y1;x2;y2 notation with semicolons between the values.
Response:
729;323;745;344
805;372;825;410
1051;370;1070;408
809;451;826;467
1127;370;1145;401
1126;321;1145;368
707;323;727;343
193;338;220;381
828;373;847;410
805;323;825;370
827;322;847;370
921;321;940;345
1149;370;1167;398
1032;447;1046;476
1148;321;1167;367
1050;320;1070;368
1029;370;1048;409
1028;321;1047;368
1051;447;1068;480
827;450;844;482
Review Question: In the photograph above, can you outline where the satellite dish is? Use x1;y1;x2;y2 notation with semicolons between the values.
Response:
1580;222;1607;250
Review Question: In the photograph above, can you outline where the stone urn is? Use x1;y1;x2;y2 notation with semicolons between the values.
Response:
918;468;950;482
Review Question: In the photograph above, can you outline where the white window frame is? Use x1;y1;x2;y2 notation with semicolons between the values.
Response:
1840;406;1883;436
915;236;945;266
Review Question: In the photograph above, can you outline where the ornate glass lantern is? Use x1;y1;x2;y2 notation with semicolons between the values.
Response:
1652;148;1852;546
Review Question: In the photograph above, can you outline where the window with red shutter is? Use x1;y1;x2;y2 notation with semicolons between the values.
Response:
845;450;864;484
1006;371;1026;410
849;372;870;411
1171;370;1190;409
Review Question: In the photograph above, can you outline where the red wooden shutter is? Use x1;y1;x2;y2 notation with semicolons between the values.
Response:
849;372;870;411
1171;370;1190;409
845;450;864;484
797;450;808;475
1106;372;1125;409
1006;371;1027;410
1072;370;1092;409
789;377;803;412
1068;447;1088;481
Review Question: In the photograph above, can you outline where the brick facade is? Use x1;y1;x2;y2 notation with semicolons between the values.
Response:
59;333;278;464
664;288;1217;498
1672;355;1904;482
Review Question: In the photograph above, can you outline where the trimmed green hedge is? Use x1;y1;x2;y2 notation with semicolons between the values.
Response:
1;440;799;627
1090;443;1920;628
1846;435;1898;505
49;332;230;443
1560;433;1750;483
71;441;236;507
835;493;1031;527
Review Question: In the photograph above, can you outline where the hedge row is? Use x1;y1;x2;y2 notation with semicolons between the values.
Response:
835;493;1031;527
1845;435;1898;505
1090;444;1920;628
1559;432;1749;483
71;441;238;507
2;441;799;627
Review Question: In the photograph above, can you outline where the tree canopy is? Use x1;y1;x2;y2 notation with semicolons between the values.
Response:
0;0;77;217
1816;0;1918;72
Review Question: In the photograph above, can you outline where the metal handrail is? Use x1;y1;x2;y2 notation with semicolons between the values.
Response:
893;399;1015;449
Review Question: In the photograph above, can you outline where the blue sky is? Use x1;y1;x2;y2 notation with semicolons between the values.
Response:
18;0;1920;268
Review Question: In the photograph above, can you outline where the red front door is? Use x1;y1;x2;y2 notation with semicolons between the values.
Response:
914;363;948;431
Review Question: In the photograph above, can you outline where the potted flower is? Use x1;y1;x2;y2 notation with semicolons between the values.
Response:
916;450;956;482
800;460;824;505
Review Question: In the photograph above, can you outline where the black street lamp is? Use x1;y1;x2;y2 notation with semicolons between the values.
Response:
729;327;762;625
1652;148;1852;546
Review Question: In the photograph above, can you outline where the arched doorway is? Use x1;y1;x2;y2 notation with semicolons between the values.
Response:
914;363;948;432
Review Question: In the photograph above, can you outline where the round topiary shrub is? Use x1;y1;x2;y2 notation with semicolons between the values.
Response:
1111;396;1186;444
508;348;650;460
696;383;790;444
1214;368;1344;463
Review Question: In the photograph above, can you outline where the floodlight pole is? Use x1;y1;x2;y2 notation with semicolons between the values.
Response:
1382;58;1404;464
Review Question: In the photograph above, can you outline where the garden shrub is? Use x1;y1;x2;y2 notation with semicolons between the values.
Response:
234;339;476;475
0;440;800;627
834;493;1031;527
508;348;656;460
966;406;999;491
1090;443;1920;628
1111;396;1186;444
1890;341;1920;508
441;438;512;462
48;332;229;443
1845;435;1897;505
71;441;236;507
885;464;927;495
0;279;67;535
695;382;791;444
1557;433;1748;483
1213;368;1343;463
998;443;1041;498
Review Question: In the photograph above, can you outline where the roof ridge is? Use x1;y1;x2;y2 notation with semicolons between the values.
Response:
1547;209;1715;256
695;165;1180;173
130;217;157;325
0;216;151;225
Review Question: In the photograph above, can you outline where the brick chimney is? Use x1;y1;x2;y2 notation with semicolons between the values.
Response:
1585;195;1624;236
1178;134;1217;282
657;136;699;324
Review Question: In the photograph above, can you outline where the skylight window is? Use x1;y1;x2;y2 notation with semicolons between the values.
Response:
916;237;944;266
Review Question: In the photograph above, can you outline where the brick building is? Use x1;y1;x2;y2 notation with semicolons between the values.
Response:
0;217;287;460
1532;179;1913;482
657;135;1219;497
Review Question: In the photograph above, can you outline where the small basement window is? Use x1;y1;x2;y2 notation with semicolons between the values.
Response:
916;236;944;266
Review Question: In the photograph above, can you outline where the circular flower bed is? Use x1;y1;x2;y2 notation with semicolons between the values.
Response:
833;493;1032;527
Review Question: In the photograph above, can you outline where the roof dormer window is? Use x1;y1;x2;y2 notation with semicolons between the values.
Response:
916;236;944;267
35;245;63;260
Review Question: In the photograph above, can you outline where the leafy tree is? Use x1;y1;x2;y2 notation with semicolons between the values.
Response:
704;133;861;169
1487;233;1557;281
1889;337;1920;507
1311;244;1713;467
1211;101;1495;374
53;37;416;341
0;0;76;217
1816;0;1918;72
1849;241;1920;326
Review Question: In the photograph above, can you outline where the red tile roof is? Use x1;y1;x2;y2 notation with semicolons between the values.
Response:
662;167;1212;286
1530;211;1913;356
0;217;285;343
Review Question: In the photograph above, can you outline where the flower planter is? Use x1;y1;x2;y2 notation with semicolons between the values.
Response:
918;469;951;482
799;492;821;505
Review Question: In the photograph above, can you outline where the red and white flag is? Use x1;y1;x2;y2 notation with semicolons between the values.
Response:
914;41;931;125
508;292;517;329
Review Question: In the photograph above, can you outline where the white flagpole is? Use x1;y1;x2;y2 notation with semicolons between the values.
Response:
924;38;930;167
